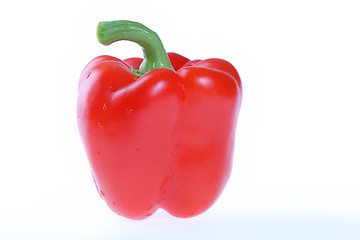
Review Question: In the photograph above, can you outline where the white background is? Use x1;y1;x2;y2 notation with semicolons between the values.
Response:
1;0;359;239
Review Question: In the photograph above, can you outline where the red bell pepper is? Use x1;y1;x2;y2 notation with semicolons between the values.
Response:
77;20;242;220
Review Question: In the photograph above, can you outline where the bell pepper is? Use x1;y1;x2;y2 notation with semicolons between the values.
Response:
77;20;242;220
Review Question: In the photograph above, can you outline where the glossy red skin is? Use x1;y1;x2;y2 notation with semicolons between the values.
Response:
77;52;242;219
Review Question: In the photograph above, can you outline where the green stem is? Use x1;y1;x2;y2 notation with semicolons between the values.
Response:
97;20;174;76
